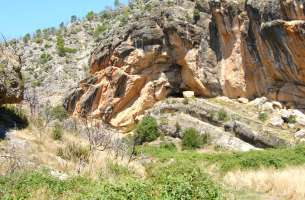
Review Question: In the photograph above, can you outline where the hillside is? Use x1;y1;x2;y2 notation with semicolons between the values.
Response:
64;0;305;129
11;9;116;104
1;0;305;199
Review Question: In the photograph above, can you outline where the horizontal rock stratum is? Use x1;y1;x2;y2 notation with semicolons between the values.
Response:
64;0;305;130
0;45;23;105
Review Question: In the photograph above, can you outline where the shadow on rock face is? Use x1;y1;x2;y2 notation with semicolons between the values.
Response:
0;106;29;139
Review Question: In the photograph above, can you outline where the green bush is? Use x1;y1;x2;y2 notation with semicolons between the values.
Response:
56;34;66;56
217;109;229;122
258;112;268;122
50;105;68;121
39;53;52;64
182;128;207;150
56;34;76;57
135;116;159;144
44;44;52;49
34;37;43;44
155;163;222;200
51;123;63;141
86;11;95;21
94;24;107;38
287;115;297;124
23;33;31;43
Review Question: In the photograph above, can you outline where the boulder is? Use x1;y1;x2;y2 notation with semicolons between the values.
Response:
295;130;305;138
232;121;289;148
237;98;249;104
249;97;268;107
262;102;274;111
272;101;283;110
270;116;284;127
183;91;195;99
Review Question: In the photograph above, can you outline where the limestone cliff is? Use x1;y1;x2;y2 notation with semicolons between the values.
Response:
0;45;23;105
64;0;305;129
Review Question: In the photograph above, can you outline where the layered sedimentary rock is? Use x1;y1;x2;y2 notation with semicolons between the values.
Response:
65;0;305;129
0;46;23;105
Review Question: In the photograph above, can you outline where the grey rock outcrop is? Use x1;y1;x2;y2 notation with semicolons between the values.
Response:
0;46;23;105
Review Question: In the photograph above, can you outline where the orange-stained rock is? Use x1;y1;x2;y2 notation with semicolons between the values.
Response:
64;0;305;130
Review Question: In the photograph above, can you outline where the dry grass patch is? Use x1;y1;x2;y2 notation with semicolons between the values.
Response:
0;127;145;179
224;166;305;200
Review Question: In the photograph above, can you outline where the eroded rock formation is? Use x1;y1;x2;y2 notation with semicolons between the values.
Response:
65;0;305;130
0;45;23;105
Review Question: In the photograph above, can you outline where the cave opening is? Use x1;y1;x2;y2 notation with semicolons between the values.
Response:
164;64;186;98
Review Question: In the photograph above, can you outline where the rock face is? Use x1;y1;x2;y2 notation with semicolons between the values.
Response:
0;46;23;105
65;0;305;129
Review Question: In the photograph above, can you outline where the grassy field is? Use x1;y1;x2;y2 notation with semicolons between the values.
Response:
141;145;305;172
2;144;305;199
0;161;221;200
2;106;305;199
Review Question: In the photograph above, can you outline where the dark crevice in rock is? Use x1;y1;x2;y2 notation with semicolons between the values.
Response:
114;75;128;98
79;86;99;116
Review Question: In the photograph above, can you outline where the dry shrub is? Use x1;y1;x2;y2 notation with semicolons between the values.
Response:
57;142;90;163
224;167;305;200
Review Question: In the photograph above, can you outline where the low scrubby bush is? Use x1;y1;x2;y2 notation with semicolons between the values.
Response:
217;109;229;122
51;123;63;140
135;116;159;144
182;128;208;150
258;112;268;122
49;105;68;121
39;53;52;64
287;115;297;124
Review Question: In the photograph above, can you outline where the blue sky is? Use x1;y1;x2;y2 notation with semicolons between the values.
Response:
0;0;128;40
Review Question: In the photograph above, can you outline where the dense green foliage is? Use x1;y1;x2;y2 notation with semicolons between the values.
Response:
86;11;95;21
23;33;31;43
287;115;297;124
182;128;207;149
0;162;221;200
135;116;160;144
